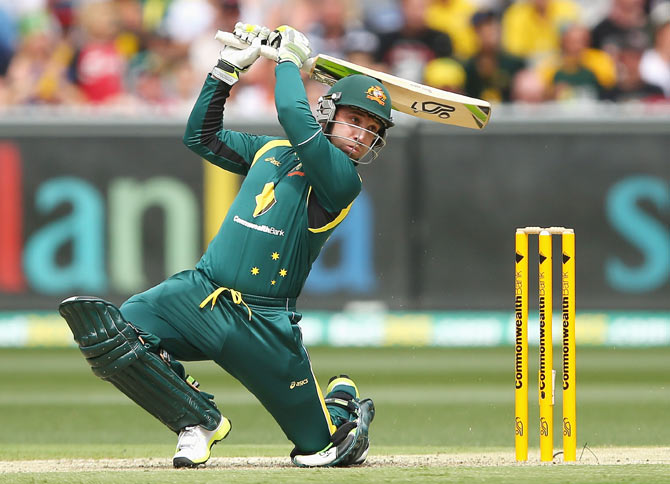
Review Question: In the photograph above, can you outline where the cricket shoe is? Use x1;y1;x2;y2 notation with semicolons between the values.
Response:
173;416;232;468
292;398;375;467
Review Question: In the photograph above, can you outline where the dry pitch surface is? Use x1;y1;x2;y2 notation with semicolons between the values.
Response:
2;447;668;473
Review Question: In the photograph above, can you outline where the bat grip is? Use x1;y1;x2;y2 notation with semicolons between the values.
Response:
214;30;314;73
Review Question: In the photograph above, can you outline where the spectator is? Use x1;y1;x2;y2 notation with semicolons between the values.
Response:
224;43;279;119
501;0;580;64
163;57;201;109
572;0;610;28
73;1;127;104
3;9;80;104
307;0;376;60
343;29;381;68
580;27;618;94
1;0;668;109
113;0;150;105
536;24;616;100
133;56;170;105
49;0;76;35
125;31;182;108
163;0;215;46
591;0;651;60
115;0;145;62
375;0;453;82
360;0;403;34
189;0;242;78
612;34;665;101
265;0;318;33
425;0;479;60
140;0;171;33
307;0;381;98
463;9;525;102
472;0;510;8
162;0;219;67
0;6;16;75
551;25;601;100
511;67;548;102
239;0;281;25
188;0;276;118
639;8;670;96
423;56;467;93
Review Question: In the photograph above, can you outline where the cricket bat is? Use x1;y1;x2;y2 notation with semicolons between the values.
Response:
215;31;491;130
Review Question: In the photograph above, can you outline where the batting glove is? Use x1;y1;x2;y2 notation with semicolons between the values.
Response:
233;22;271;45
211;23;270;85
268;25;312;68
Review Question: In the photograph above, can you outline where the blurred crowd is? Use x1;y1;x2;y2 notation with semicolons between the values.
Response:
1;0;669;116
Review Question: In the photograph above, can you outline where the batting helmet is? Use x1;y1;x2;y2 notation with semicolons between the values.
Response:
316;74;394;129
316;75;394;164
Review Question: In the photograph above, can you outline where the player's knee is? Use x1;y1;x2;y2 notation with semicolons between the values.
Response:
119;298;161;345
60;296;147;379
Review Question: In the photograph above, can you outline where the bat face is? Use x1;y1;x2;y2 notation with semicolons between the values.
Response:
310;55;491;130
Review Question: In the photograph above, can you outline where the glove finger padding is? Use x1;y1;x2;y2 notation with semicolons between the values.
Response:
268;29;281;49
252;26;270;46
234;22;270;45
270;25;312;68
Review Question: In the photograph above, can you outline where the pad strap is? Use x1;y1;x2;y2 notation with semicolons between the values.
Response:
325;393;358;412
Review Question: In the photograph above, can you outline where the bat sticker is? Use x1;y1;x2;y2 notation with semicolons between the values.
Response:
411;101;456;119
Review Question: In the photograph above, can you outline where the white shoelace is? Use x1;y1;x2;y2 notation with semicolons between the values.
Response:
177;426;200;449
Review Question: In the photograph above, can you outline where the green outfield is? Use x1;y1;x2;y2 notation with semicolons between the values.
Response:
1;346;669;483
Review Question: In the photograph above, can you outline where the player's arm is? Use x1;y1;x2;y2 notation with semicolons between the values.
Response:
183;24;275;175
271;27;361;212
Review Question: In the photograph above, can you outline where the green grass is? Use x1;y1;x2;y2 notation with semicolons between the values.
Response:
3;466;670;484
1;346;669;482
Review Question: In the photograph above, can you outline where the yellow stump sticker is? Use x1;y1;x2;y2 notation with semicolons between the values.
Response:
562;230;577;461
514;230;528;462
538;231;554;462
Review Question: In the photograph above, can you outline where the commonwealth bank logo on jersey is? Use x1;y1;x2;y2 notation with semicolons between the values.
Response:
233;216;285;236
366;85;387;106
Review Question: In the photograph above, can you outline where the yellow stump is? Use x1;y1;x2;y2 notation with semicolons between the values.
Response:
562;230;577;461
514;230;528;461
538;231;554;462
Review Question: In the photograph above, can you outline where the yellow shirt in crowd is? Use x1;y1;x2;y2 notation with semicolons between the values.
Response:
502;0;580;61
426;0;479;60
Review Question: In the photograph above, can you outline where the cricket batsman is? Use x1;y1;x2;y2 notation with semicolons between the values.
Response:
59;22;394;468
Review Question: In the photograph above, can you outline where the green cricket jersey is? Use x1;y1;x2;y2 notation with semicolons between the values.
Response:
183;63;361;299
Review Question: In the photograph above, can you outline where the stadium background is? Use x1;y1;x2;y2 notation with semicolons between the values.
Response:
0;0;669;474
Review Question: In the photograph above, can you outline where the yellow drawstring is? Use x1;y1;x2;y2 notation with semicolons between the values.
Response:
200;287;252;321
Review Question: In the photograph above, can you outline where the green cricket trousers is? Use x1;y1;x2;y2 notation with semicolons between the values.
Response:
120;269;334;453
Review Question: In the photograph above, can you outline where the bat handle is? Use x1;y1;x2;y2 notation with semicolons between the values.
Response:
215;30;315;74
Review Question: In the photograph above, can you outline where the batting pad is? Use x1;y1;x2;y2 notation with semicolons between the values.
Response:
59;296;221;433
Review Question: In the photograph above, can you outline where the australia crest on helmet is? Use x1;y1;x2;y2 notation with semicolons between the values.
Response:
366;85;387;106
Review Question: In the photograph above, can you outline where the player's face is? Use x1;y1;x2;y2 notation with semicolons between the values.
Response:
329;106;383;160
